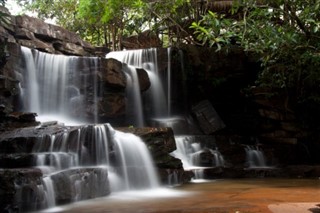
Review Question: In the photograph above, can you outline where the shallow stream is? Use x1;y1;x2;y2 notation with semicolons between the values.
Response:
38;178;320;213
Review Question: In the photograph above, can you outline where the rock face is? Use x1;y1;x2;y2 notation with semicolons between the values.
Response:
0;6;96;56
122;31;162;50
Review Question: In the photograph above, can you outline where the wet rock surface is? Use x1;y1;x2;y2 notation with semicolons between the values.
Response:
0;168;44;212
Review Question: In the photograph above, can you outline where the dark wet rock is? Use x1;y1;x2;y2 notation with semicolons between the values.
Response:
136;68;150;91
0;168;44;212
282;165;320;178
97;93;126;118
99;58;126;89
0;125;80;154
192;100;226;134
158;169;193;185
53;41;87;56
0;153;35;168
51;167;110;205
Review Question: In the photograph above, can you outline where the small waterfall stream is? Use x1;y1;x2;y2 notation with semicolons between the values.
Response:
106;49;168;126
171;136;225;180
245;145;269;168
20;46;99;124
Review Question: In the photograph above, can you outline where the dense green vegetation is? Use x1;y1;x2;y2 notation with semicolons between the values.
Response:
192;0;320;121
15;0;209;48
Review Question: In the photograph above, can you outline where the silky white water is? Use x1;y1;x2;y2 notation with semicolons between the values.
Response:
245;145;269;168
106;49;169;126
171;135;225;180
18;46;162;210
20;46;99;124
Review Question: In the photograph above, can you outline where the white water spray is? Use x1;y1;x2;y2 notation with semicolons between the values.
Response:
106;49;169;125
171;136;225;180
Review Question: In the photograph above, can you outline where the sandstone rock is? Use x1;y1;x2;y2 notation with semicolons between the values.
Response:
53;41;87;56
0;168;44;212
15;15;78;43
0;6;15;33
0;74;19;93
122;30;161;49
136;68;150;91
98;94;126;117
14;14;94;55
192;100;226;134
0;26;15;43
99;58;126;89
94;46;110;57
14;28;35;40
17;39;55;53
50;167;110;205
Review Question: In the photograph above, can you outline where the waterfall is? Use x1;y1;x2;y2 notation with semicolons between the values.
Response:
106;49;168;126
123;64;145;127
167;47;172;117
245;145;268;168
42;177;56;208
17;46;161;210
171;136;225;180
19;46;99;124
28;124;160;210
110;124;160;190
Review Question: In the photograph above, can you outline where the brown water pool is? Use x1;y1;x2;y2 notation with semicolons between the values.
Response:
43;178;320;213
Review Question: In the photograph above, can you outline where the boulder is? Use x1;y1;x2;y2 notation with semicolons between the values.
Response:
15;15;78;43
122;30;161;49
99;58;126;89
192;100;226;134
137;68;151;91
50;168;110;205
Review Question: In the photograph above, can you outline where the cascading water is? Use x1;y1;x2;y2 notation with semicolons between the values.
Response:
26;123;160;210
167;47;172;117
17;46;161;211
106;49;168;126
245;145;268;168
20;46;99;124
171;136;225;180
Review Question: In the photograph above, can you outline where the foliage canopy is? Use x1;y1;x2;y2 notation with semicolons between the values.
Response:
192;0;320;112
15;0;212;49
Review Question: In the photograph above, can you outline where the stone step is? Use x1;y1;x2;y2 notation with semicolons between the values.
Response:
0;125;81;154
0;167;111;212
0;152;79;169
